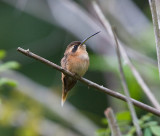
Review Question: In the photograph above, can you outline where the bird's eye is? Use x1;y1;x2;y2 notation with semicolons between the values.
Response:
72;45;79;52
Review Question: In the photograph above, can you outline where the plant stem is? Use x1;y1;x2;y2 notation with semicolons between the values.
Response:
112;28;142;136
104;108;122;136
149;0;160;79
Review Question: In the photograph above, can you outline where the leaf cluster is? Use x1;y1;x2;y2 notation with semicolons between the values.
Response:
96;112;160;136
0;50;20;88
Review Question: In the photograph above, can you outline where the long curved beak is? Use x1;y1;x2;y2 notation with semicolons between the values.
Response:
80;31;100;46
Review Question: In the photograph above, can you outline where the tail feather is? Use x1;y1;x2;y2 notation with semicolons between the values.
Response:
61;90;68;107
61;75;77;106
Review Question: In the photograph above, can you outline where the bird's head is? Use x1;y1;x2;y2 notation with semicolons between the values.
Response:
64;31;100;55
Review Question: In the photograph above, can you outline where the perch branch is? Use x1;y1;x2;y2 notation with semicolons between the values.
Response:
104;108;122;136
149;0;160;79
17;47;160;116
112;28;142;136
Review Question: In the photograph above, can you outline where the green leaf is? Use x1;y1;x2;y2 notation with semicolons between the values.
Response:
0;50;6;59
101;118;108;125
124;134;132;136
144;128;152;136
116;111;131;121
96;128;109;136
0;78;17;87
0;61;20;72
143;121;158;128
139;113;152;124
150;126;160;136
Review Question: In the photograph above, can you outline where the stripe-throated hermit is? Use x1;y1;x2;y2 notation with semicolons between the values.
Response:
61;31;100;106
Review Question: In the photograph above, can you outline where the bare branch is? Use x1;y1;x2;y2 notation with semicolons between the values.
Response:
149;0;160;79
112;28;142;136
17;47;160;116
104;108;122;136
92;1;160;110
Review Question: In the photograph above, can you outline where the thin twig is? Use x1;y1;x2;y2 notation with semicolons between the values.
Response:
92;1;160;110
149;0;160;79
104;108;122;136
112;28;142;136
17;47;160;116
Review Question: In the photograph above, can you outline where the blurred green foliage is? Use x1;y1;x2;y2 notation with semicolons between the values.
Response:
96;113;160;136
0;49;19;87
0;90;43;136
0;50;42;136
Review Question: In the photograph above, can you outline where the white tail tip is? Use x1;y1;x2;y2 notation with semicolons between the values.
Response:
61;99;65;107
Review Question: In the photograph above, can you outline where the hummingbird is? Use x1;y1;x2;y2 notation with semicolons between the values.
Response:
61;31;100;106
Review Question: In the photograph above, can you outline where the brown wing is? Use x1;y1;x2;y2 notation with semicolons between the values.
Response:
61;74;77;105
62;75;77;92
61;55;77;105
61;54;77;91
